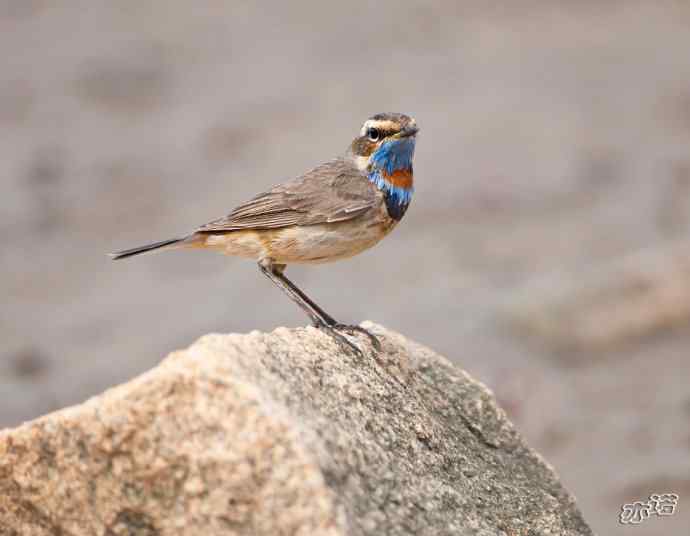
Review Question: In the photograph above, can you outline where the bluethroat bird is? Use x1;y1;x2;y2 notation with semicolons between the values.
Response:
111;112;419;356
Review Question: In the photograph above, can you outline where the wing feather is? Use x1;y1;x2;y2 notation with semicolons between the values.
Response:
196;158;378;233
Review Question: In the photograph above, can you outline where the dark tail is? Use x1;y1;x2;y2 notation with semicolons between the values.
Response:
110;238;183;260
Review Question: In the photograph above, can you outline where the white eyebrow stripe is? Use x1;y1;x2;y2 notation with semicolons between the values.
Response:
360;119;401;136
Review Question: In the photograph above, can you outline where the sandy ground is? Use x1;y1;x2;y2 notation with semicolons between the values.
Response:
1;2;689;534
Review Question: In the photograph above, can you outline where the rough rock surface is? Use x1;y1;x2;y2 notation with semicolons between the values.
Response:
0;324;593;536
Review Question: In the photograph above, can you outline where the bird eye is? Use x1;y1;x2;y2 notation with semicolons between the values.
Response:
367;127;380;142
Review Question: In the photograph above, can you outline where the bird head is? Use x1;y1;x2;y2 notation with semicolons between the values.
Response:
348;113;418;221
349;113;418;174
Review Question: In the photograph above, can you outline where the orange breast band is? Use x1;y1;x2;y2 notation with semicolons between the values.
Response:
382;168;413;189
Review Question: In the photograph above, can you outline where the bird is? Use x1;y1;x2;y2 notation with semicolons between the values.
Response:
111;112;418;356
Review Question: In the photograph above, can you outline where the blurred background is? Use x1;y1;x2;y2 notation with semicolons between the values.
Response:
1;1;689;534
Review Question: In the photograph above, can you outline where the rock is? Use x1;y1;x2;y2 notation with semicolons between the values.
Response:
0;323;593;536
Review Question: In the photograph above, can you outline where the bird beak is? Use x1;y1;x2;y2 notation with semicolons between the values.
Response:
399;124;419;138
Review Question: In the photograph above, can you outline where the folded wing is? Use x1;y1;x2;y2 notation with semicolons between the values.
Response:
196;158;378;233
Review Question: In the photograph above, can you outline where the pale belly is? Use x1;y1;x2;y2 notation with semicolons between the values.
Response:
200;206;397;264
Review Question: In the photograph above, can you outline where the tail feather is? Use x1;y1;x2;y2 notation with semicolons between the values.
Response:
110;238;183;260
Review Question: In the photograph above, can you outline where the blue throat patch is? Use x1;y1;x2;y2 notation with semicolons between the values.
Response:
367;137;415;221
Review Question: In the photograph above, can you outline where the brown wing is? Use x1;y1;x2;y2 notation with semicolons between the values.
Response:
196;158;378;233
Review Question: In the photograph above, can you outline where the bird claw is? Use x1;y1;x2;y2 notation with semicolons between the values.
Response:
318;324;365;358
330;324;382;351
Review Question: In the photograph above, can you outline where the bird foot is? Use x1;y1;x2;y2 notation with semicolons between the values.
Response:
330;323;382;351
317;324;365;358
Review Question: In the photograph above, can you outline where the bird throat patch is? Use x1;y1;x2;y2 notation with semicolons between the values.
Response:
367;138;415;220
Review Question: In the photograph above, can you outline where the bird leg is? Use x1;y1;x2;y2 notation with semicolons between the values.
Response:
259;261;324;326
260;265;381;349
258;261;381;355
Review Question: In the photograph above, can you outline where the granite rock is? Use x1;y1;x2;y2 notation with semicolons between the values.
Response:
0;323;593;535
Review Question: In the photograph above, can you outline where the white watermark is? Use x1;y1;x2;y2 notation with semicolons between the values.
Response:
619;493;679;525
